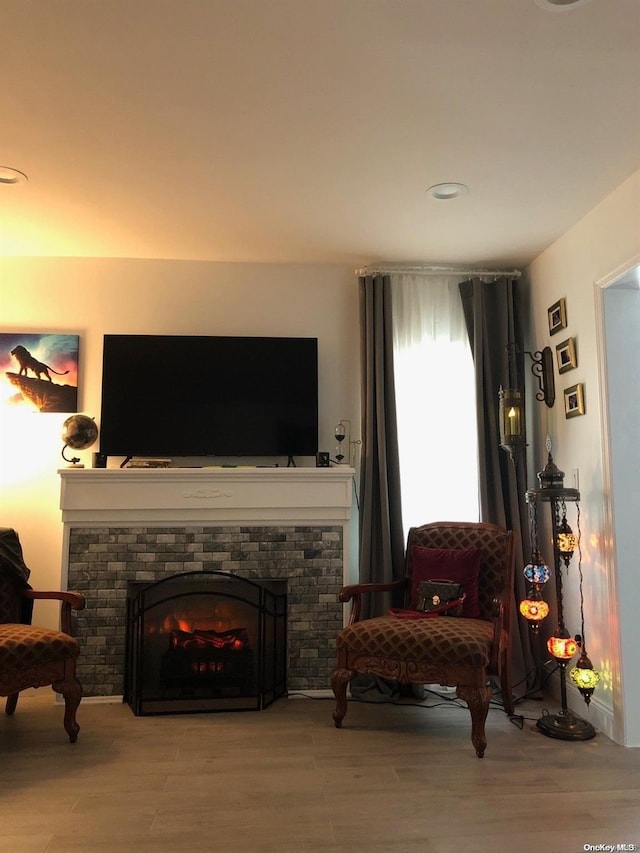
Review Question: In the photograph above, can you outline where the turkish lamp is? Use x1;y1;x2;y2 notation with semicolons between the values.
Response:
519;593;550;629
498;387;526;460
569;651;601;706
556;518;579;567
523;552;550;585
547;630;579;661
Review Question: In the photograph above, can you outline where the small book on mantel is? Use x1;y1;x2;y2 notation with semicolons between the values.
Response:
126;458;173;468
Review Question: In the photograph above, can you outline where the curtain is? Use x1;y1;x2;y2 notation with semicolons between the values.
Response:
392;274;479;535
357;275;405;618
458;276;537;696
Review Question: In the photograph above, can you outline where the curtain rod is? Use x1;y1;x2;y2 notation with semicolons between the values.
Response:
356;264;521;278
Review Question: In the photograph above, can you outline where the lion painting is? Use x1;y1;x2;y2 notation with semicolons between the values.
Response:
10;345;70;382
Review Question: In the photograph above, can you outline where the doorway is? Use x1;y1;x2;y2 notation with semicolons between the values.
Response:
596;257;640;746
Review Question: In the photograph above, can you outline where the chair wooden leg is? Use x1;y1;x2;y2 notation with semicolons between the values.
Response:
52;677;83;743
5;693;19;715
457;685;492;758
331;668;352;728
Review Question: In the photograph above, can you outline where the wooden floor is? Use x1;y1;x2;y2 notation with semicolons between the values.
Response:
1;689;639;853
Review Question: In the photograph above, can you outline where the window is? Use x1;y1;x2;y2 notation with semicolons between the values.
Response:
392;275;479;536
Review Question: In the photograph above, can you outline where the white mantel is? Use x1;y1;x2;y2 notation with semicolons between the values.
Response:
59;466;358;696
59;466;356;526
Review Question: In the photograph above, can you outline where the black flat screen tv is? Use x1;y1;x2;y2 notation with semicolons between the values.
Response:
99;335;318;460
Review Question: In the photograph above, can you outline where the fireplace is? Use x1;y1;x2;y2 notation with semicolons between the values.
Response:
125;571;287;714
59;467;355;697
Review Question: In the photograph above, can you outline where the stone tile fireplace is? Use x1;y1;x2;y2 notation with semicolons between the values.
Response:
59;467;355;699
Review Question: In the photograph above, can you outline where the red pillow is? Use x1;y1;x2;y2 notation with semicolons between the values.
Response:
410;546;482;618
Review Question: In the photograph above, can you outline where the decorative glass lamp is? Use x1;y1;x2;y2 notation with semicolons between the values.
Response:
570;650;601;705
556;514;579;568
547;629;579;660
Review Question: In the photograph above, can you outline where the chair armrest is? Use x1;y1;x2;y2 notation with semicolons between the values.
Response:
339;579;407;624
22;590;86;609
21;589;86;635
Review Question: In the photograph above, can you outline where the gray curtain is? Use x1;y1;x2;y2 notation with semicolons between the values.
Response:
459;276;537;696
357;275;405;618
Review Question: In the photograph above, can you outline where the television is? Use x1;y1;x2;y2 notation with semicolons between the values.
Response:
99;335;318;461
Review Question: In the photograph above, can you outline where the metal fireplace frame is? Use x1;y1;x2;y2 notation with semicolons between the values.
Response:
124;570;287;715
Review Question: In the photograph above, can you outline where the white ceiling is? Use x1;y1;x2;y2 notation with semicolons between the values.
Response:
1;0;639;268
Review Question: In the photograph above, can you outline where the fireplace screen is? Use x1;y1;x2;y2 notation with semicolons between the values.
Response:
125;571;287;715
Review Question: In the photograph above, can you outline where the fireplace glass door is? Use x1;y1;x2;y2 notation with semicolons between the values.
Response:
125;571;287;715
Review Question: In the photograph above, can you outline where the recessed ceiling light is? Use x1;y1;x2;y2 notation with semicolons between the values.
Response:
426;182;469;200
0;166;28;185
534;0;592;9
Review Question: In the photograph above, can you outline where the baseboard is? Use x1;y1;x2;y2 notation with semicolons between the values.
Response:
63;690;334;705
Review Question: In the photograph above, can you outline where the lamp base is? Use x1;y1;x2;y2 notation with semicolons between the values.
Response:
536;708;596;741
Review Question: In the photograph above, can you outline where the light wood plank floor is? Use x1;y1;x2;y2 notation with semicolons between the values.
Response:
1;689;639;853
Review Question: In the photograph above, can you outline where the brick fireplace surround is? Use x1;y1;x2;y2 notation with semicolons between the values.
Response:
59;467;355;699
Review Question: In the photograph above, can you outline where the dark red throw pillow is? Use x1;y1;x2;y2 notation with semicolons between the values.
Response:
410;546;482;618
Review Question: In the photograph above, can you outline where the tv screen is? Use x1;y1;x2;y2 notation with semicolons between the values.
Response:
99;335;318;460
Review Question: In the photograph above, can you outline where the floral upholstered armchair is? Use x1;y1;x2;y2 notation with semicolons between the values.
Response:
0;527;85;742
331;521;515;757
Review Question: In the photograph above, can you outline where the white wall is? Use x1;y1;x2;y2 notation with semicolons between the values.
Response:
0;258;360;626
527;169;640;743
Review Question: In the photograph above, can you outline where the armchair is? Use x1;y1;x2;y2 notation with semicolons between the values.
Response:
331;521;515;757
0;528;85;742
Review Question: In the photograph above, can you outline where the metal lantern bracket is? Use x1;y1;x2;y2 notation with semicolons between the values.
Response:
499;344;555;461
506;342;555;408
528;346;555;408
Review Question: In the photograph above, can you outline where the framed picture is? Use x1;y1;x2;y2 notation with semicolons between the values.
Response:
556;337;577;374
0;333;79;413
564;383;585;419
548;298;567;336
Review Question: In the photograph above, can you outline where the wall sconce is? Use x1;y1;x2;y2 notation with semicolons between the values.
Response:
530;346;555;408
499;344;555;459
498;387;526;460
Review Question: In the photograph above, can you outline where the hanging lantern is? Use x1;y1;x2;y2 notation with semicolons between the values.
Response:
498;387;526;460
519;595;550;628
523;554;550;585
547;631;578;660
556;517;579;567
570;651;601;706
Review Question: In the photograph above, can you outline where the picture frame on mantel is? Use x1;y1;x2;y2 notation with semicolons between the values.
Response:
556;336;577;374
548;298;567;336
564;383;585;419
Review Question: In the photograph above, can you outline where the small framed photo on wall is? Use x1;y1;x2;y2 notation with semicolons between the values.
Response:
564;383;585;419
548;298;567;336
556;337;577;374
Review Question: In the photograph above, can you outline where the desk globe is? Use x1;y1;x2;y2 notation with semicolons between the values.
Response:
61;414;98;466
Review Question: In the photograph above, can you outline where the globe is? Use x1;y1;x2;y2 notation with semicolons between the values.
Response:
61;414;99;466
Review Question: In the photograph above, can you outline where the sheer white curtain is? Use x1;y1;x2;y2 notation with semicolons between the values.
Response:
392;274;479;536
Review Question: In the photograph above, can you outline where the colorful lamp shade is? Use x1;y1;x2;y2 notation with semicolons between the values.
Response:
570;652;601;705
519;596;550;623
556;517;579;567
547;632;578;660
523;558;550;585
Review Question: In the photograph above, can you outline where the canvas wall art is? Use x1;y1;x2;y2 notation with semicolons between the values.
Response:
0;333;79;413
